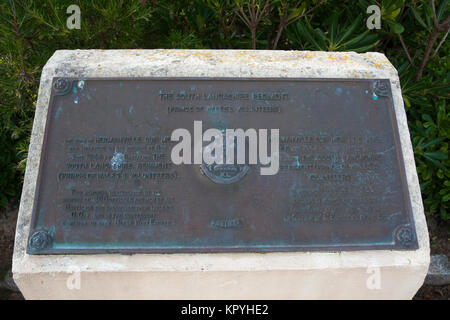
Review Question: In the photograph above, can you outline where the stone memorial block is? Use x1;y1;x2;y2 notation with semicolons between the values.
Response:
13;50;430;299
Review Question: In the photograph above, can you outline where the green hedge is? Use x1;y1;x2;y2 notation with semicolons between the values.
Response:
0;0;449;220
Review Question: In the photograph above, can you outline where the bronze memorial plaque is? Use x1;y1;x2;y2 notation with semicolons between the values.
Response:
27;78;418;254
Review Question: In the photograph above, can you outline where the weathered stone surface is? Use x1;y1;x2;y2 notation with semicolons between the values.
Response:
13;50;429;299
425;255;450;286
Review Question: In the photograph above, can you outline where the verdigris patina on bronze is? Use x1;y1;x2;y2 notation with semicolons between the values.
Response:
27;78;417;254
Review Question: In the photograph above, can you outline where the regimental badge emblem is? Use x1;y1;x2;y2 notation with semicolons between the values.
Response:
200;130;249;184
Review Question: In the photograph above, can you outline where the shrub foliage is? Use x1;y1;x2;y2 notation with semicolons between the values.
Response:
0;0;449;220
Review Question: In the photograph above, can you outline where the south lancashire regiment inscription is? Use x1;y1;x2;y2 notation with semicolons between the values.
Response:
27;78;417;254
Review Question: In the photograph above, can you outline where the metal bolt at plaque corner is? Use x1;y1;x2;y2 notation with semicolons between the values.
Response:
395;225;416;248
28;229;53;253
53;78;72;96
372;80;389;97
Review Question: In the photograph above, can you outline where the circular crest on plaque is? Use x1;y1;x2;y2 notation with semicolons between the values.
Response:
200;131;249;184
201;161;250;184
